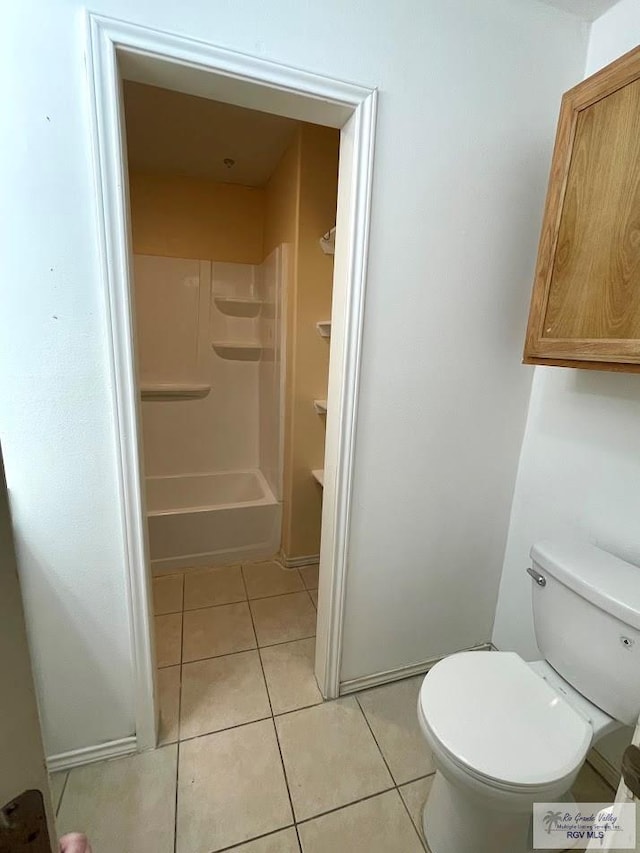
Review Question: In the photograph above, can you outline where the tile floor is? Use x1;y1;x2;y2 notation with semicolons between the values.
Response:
52;561;617;853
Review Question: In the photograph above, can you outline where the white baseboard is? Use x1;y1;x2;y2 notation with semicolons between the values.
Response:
339;643;493;694
153;549;319;574
152;543;278;575
279;553;320;568
47;736;137;772
587;747;621;791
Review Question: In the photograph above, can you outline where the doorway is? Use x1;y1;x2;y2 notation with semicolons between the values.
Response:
87;12;376;751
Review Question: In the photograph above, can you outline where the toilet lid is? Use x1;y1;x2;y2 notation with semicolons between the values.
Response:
419;652;592;788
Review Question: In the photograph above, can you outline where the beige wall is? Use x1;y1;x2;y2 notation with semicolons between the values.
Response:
265;124;340;558
129;172;265;263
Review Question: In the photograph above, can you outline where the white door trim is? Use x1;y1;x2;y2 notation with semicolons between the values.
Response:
85;13;377;750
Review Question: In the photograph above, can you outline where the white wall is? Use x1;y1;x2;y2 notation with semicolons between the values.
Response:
1;0;587;756
493;0;640;772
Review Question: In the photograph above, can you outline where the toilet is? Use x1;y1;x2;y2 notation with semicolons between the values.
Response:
417;539;640;853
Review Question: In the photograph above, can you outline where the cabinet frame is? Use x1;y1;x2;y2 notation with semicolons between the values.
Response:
523;44;640;373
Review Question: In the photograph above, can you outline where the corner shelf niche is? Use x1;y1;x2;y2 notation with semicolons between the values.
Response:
316;321;331;339
140;383;210;400
213;295;263;318
319;226;336;255
312;469;324;487
212;340;262;361
313;399;327;414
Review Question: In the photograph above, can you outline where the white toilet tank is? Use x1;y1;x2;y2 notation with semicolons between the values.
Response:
530;540;640;726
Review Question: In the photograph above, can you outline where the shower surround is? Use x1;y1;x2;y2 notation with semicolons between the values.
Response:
134;249;286;572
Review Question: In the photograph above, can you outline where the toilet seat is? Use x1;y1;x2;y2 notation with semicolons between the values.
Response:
419;651;592;792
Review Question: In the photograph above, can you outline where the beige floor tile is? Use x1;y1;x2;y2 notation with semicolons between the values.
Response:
571;761;616;803
250;592;316;647
308;589;318;608
58;745;177;853
275;696;393;821
50;771;67;814
229;828;300;852
399;775;434;841
177;719;292;853
260;638;323;715
243;561;305;599
299;564;319;590
180;650;270;739
158;665;181;745
152;573;184;615
183;565;245;610
297;789;424;853
357;676;436;784
182;602;255;662
155;612;183;667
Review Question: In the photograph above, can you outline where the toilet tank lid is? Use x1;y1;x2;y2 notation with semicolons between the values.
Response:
531;540;640;631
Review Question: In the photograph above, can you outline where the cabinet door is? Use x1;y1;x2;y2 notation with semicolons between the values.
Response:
524;45;640;372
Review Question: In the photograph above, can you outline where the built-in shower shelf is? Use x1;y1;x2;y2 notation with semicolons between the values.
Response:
213;295;263;318
211;340;262;360
312;469;324;487
140;383;210;400
313;399;327;414
319;226;336;255
316;321;331;338
214;295;263;305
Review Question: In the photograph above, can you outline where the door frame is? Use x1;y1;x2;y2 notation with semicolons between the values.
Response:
85;13;377;750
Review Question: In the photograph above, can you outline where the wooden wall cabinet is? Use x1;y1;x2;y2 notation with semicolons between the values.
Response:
524;45;640;373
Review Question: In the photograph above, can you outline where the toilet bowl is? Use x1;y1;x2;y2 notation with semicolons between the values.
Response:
415;539;640;853
417;651;610;853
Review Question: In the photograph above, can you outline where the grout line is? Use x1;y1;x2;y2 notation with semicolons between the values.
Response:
175;657;184;748
243;566;302;844
167;698;333;749
181;644;259;666
173;589;184;853
239;569;261;662
173;739;180;853
258;633;316;651
208;784;420;853
271;716;301;839
397;784;428;851
273;699;324;719
207;823;297;853
354;693;396;783
55;771;70;817
169;716;272;747
354;694;431;850
163;632;318;671
181;589;314;615
399;771;436;786
242;562;304;840
293;784;398;827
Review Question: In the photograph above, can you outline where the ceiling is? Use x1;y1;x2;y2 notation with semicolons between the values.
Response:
536;0;619;21
123;82;298;187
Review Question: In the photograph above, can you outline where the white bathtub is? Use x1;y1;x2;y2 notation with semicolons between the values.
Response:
146;470;281;574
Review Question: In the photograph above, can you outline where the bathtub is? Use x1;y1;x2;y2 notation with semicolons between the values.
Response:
146;470;281;574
